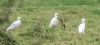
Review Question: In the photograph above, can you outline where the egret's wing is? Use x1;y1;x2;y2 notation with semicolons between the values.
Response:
7;20;21;30
49;17;59;28
49;17;55;27
55;18;58;24
78;24;85;33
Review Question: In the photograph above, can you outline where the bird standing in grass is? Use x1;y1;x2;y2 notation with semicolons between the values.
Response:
7;17;21;31
78;18;86;34
49;13;58;28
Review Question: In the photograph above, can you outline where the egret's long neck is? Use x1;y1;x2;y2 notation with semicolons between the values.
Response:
55;15;57;18
82;21;85;24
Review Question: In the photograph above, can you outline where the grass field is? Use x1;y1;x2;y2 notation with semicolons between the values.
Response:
0;0;100;45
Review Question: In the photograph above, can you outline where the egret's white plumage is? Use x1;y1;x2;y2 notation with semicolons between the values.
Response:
49;13;58;28
7;17;21;31
78;18;86;34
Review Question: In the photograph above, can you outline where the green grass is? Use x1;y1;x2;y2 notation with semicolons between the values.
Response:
0;0;100;45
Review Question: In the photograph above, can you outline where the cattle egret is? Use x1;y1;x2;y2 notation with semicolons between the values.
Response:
78;18;86;34
49;13;58;28
7;17;21;31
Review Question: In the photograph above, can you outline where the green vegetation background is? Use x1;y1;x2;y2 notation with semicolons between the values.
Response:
0;0;100;45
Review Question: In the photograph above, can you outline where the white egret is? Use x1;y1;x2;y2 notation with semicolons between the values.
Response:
49;13;59;28
7;17;21;31
78;18;86;34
